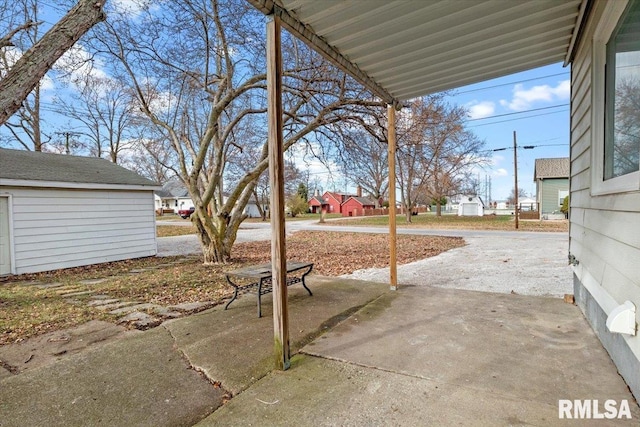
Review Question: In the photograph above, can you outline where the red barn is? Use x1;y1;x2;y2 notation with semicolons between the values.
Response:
341;196;376;217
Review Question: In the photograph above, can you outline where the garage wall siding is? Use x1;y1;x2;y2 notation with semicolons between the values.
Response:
5;187;157;274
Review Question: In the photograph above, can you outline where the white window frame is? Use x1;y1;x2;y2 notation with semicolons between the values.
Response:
558;190;569;207
591;0;640;195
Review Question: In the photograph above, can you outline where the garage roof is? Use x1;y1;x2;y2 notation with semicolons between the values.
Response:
248;0;585;103
0;148;159;189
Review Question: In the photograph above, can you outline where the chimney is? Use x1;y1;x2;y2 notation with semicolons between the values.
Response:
314;188;319;197
356;185;362;197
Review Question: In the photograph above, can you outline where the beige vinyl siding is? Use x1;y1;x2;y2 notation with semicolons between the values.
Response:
5;187;156;274
570;0;640;358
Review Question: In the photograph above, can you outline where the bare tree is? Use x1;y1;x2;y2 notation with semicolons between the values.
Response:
92;0;381;263
338;123;388;207
424;119;486;216
395;97;442;222
54;73;137;162
121;138;175;184
1;0;50;151
0;0;106;124
395;96;486;221
507;187;528;206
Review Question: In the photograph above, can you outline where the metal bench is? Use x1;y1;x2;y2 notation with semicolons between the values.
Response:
224;261;313;317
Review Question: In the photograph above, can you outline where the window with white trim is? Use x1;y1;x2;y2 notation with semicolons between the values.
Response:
605;0;640;179
592;0;640;194
558;190;569;207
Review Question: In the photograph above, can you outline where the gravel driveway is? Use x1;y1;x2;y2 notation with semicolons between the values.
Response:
157;221;572;298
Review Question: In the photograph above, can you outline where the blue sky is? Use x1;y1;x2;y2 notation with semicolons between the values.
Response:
445;62;571;201
305;61;571;201
3;2;571;201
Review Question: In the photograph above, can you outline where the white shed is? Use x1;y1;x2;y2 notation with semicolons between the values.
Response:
457;195;484;217
0;148;160;275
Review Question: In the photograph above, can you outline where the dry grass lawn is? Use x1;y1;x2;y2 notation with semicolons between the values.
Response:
328;213;569;232
0;231;463;345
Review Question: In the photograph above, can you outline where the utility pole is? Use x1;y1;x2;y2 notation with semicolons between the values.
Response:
492;132;534;230
513;131;519;229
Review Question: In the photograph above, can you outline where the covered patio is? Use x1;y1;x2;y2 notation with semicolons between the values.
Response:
248;0;640;409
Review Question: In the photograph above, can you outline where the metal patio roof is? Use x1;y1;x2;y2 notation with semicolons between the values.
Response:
248;0;585;103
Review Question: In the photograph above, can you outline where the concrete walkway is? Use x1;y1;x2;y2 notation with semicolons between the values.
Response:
2;227;639;425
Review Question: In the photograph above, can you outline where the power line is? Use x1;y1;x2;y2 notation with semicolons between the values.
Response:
454;72;569;94
467;103;568;121
466;108;569;128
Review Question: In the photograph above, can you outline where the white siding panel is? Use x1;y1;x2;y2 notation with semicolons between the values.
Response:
569;0;640;372
13;222;151;238
18;248;157;274
570;167;591;192
571;145;590;176
2;187;157;274
15;231;155;253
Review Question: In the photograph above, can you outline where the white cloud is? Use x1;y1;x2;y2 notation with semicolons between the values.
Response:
493;168;508;177
466;100;495;119
500;79;570;111
109;0;152;16
55;45;108;84
1;47;63;93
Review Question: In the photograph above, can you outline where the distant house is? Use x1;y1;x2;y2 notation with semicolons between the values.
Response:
323;191;347;214
158;180;194;213
309;186;373;215
457;195;484;216
0;148;159;275
341;196;376;217
518;197;538;211
159;180;265;218
534;158;569;216
308;195;327;214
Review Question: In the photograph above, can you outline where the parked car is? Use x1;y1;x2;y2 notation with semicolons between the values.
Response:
178;206;195;219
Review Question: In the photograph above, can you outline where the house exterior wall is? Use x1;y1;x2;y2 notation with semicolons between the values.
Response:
570;0;639;400
243;203;263;218
1;186;157;275
322;192;342;214
341;199;373;217
538;178;569;214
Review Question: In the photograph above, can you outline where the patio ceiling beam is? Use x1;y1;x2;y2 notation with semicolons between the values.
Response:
246;0;400;107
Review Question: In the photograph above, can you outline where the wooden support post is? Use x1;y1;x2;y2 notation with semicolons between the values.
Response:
388;105;398;290
266;14;290;370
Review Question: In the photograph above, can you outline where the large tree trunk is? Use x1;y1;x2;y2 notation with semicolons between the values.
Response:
193;208;245;263
0;0;106;124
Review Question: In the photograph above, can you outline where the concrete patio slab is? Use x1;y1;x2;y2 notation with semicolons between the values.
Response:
201;285;639;426
0;327;223;427
163;276;390;396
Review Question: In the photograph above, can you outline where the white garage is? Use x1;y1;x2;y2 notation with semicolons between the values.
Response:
0;148;160;275
457;195;484;217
